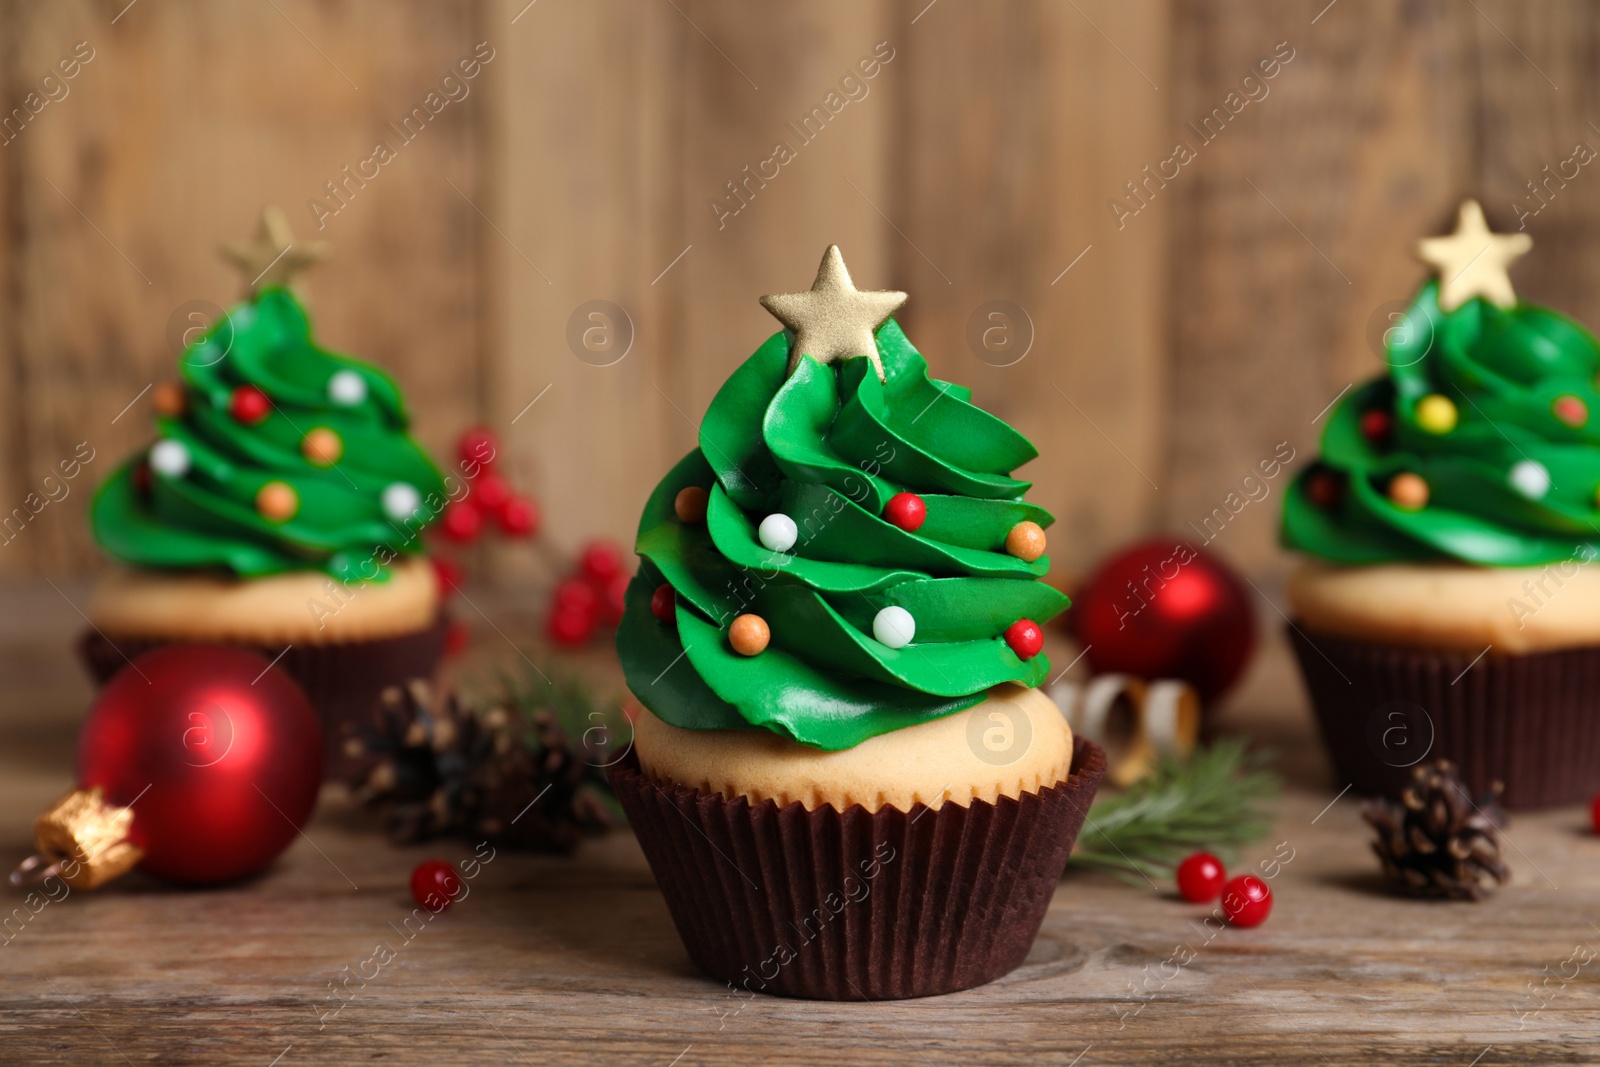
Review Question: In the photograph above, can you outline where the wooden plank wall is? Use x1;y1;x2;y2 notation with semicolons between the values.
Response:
0;0;1593;587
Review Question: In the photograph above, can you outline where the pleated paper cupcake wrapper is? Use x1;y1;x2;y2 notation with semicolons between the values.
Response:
1288;623;1600;809
609;738;1106;1001
78;616;449;780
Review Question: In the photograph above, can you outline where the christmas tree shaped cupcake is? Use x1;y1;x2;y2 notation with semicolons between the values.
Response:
83;208;451;775
1283;199;1600;807
612;247;1105;1000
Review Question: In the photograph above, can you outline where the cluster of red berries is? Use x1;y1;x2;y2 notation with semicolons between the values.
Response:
437;428;540;544
1176;851;1273;928
547;540;629;647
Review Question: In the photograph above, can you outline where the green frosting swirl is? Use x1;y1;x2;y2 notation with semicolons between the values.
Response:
92;287;446;581
1283;280;1600;565
616;320;1068;750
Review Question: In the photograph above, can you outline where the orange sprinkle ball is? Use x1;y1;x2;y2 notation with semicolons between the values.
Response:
256;480;300;522
302;427;343;467
1388;472;1429;511
151;380;188;417
674;485;709;523
728;613;770;656
1005;520;1047;562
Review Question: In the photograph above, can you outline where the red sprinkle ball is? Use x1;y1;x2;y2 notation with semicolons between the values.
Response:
1220;874;1273;927
1004;618;1043;660
650;583;676;624
228;384;272;425
410;859;463;912
1359;408;1392;444
1176;852;1227;903
883;492;927;532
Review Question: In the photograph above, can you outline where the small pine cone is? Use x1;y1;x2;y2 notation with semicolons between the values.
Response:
1363;759;1510;901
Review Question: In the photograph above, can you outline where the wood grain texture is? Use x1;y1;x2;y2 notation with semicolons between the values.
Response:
893;0;1170;578
0;585;1597;1065
0;0;485;576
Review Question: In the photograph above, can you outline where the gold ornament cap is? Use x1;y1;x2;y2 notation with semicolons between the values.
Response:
10;788;143;891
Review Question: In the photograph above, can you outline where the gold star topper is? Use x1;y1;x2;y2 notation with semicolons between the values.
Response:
760;245;907;381
220;205;331;298
1415;199;1531;312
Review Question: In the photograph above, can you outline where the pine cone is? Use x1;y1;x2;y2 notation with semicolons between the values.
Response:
345;679;618;853
1363;760;1509;900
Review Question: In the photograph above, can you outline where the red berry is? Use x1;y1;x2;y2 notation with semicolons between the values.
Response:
410;859;463;912
475;472;512;513
603;573;629;623
1359;408;1392;444
459;427;499;468
651;583;676;623
1176;852;1227;902
1221;874;1273;928
554;577;598;615
439;500;483;544
431;556;464;594
883;492;927;532
1004;618;1044;659
443;620;470;656
499;496;540;537
1590;792;1600;833
580;540;624;584
228;385;271;425
548;606;597;646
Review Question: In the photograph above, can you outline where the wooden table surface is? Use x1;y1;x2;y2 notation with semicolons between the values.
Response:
2;578;1598;1066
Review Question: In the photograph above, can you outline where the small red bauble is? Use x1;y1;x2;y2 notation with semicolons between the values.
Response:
1004;618;1044;659
410;859;463;912
439;500;483;544
883;492;927;532
499;496;540;537
475;472;512;513
228;384;272;425
1590;792;1600;833
76;645;322;885
1306;470;1342;509
651;584;676;623
580;540;624;584
1359;408;1392;444
1176;852;1227;902
459;427;499;467
1221;874;1272;927
1073;539;1257;703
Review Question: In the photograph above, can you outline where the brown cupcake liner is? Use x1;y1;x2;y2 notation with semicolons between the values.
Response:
78;616;449;780
1288;622;1600;809
609;737;1106;1000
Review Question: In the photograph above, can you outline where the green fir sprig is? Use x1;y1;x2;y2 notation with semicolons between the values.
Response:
1072;738;1280;886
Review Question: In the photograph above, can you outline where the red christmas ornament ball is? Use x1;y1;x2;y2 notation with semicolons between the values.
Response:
1176;852;1227;902
1073;538;1256;702
228;385;272;425
883;492;927;532
410;859;463;912
475;471;512;513
651;583;676;623
1004;618;1044;660
1221;874;1272;927
439;500;483;544
77;645;322;885
499;496;540;537
459;427;499;467
1359;408;1392;444
580;540;625;584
